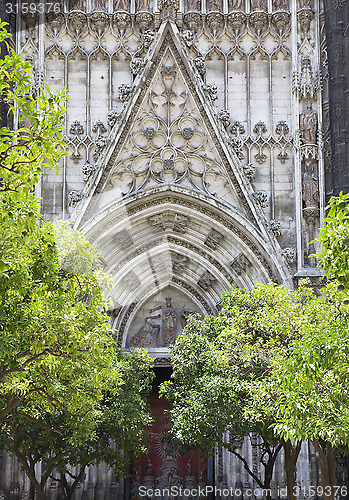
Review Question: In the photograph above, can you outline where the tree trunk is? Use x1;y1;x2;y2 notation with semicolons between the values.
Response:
29;483;35;500
283;440;302;500
311;440;337;500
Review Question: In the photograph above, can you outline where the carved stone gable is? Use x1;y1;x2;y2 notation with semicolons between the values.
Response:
73;22;269;234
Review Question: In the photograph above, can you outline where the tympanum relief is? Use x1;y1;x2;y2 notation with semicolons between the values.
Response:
129;296;198;348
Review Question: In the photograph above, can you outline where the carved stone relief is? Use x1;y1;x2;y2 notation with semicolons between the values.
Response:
197;271;216;290
172;253;189;273
114;229;134;250
204;229;224;250
230;253;251;275
149;213;189;233
128;294;199;348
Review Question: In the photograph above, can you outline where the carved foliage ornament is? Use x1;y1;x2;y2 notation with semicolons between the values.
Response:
253;190;268;207
69;190;84;206
82;162;96;182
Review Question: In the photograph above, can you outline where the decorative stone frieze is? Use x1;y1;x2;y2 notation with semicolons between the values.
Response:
114;229;134;249
135;12;154;31
122;271;141;289
227;12;247;33
206;12;224;32
68;11;87;34
113;12;132;30
271;11;290;34
183;12;201;31
90;11;109;35
249;11;269;35
300;144;318;160
297;8;314;39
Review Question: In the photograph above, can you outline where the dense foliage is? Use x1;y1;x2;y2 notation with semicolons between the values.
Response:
161;281;349;499
0;21;154;499
314;191;349;289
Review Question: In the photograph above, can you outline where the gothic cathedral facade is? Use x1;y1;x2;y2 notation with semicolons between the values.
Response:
0;0;348;496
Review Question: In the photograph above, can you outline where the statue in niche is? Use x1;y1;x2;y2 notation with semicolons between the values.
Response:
187;0;201;10
162;297;177;346
302;160;319;208
136;0;149;10
93;0;107;9
207;0;222;10
299;0;313;8
114;0;130;10
250;0;267;9
228;0;244;10
130;317;160;347
273;0;288;9
70;0;85;10
300;103;318;144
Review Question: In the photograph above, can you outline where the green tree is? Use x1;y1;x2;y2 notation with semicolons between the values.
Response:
0;21;154;500
162;281;349;500
314;191;349;289
272;281;349;500
161;284;302;500
0;349;154;500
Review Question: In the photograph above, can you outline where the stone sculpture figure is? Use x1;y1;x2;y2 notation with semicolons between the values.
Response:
187;0;201;10
71;0;85;9
207;0;222;10
302;160;319;207
130;317;159;347
136;0;149;9
250;0;267;9
114;0;130;10
93;0;106;9
273;0;288;9
228;0;244;10
162;297;177;346
300;103;318;144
